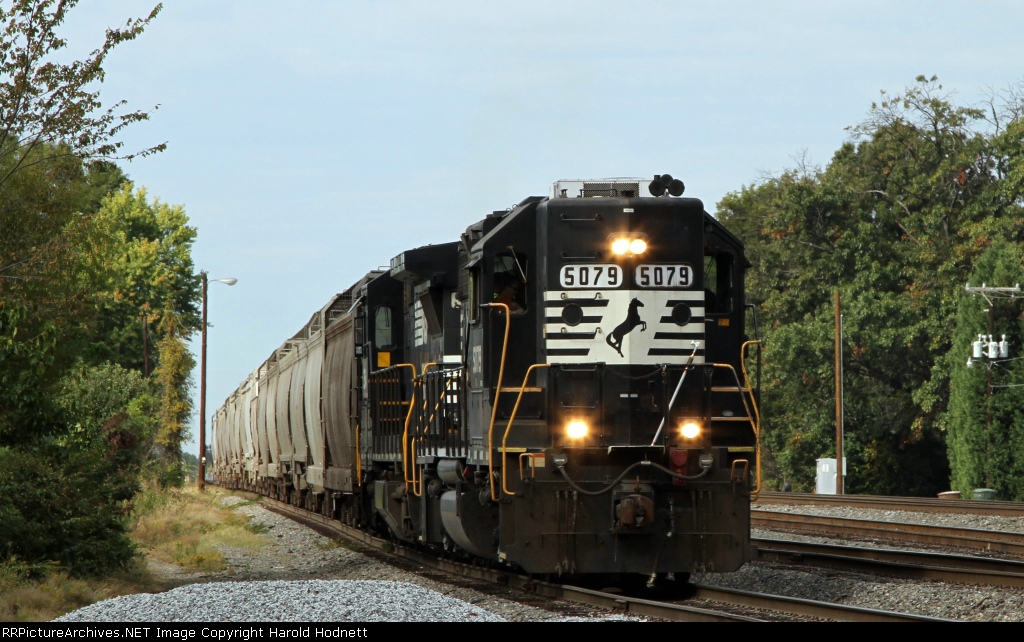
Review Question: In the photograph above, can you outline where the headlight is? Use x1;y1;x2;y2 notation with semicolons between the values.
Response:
610;235;648;256
566;420;589;439
680;421;701;439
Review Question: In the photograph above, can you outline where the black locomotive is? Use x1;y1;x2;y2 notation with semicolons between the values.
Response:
212;176;761;585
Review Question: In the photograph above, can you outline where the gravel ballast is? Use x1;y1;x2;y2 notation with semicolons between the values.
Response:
54;580;508;622
54;496;648;623
53;497;1024;622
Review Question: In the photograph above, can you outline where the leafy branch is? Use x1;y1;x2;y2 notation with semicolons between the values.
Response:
0;0;165;189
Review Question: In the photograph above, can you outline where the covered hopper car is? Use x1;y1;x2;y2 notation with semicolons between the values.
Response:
212;176;762;586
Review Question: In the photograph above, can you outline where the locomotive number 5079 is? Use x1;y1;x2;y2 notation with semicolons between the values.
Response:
559;264;622;288
636;264;693;288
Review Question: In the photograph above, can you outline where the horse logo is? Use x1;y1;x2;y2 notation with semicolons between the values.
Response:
606;298;646;357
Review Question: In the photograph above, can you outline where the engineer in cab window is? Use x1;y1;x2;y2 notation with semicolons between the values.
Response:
493;273;524;314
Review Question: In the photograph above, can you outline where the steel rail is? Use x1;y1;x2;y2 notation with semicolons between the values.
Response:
688;585;958;622
757;491;1024;518
755;538;1024;588
753;511;1024;556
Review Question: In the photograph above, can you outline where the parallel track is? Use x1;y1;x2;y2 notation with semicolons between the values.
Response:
752;510;1024;556
755;537;1024;588
756;491;1024;518
751;493;1024;587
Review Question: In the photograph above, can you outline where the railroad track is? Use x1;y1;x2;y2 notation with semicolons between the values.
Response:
751;493;1024;589
683;585;955;622
752;509;1024;556
256;492;956;622
757;491;1024;518
755;537;1024;588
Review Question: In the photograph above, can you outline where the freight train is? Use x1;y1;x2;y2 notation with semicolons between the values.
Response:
211;176;762;586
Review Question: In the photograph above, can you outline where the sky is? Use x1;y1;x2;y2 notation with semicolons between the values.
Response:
61;1;1024;460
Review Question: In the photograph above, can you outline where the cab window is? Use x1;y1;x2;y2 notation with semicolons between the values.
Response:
703;252;733;314
492;251;528;314
374;306;394;349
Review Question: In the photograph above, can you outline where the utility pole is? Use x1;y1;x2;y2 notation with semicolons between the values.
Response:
966;283;1021;433
966;282;1020;491
141;309;149;377
198;272;238;490
834;291;843;495
199;272;208;491
987;302;993;431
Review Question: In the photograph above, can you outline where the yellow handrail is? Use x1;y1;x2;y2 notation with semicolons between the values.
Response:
410;365;455;498
740;341;762;431
706;362;761;500
426;377;457;426
710;363;758;437
519;452;544;483
410;438;423;496
482;302;511;502
741;339;763;500
354;417;361;486
390;363;418;493
415;363;436;483
501;363;549;496
730;458;750;484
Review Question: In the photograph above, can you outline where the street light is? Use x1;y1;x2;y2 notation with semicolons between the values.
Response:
198;272;237;491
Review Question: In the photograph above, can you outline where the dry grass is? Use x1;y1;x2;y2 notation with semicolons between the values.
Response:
0;558;162;623
131;485;266;572
1;483;268;622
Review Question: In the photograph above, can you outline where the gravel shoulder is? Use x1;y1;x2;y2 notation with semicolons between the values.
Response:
58;495;649;622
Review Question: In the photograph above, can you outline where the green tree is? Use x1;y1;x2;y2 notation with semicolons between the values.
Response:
0;443;138;576
0;363;155;575
720;76;1024;495
0;1;181;576
0;0;164;188
0;149;121;445
86;185;200;374
151;308;196;487
947;242;1024;499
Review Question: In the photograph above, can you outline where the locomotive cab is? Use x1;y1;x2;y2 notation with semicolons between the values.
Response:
468;178;760;579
